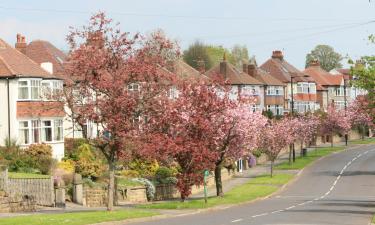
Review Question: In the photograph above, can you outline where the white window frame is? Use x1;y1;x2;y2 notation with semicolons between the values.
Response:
18;121;30;144
128;83;140;92
18;118;64;145
267;86;283;96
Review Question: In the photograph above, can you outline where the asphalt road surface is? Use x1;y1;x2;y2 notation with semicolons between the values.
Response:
129;144;375;225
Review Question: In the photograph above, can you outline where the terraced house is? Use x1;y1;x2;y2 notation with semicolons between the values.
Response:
0;35;65;159
261;50;319;114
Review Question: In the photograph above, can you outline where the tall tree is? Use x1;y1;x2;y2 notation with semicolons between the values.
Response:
231;44;249;69
65;13;178;210
183;41;213;71
305;45;343;71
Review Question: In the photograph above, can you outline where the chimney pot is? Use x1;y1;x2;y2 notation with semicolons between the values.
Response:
220;60;227;77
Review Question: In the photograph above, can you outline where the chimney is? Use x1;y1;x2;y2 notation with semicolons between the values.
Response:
15;33;27;54
247;64;257;77
271;50;283;60
220;53;227;77
242;63;248;74
309;59;320;67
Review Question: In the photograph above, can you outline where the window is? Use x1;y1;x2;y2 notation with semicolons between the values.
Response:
309;83;316;94
266;105;284;115
242;85;259;96
128;83;140;92
54;120;63;141
19;121;29;144
41;80;63;99
19;119;63;144
32;120;41;143
267;86;283;95
169;86;178;99
18;81;29;99
41;120;52;142
251;104;260;112
334;101;346;110
18;79;48;100
296;83;303;93
30;80;41;99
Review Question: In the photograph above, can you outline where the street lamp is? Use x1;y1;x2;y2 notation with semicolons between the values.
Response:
343;77;348;146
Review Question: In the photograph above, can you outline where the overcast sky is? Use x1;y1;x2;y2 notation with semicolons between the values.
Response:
0;0;374;69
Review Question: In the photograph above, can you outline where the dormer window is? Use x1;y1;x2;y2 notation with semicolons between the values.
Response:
128;83;140;92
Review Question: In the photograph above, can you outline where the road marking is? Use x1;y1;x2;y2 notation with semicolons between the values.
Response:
231;219;243;223
246;148;375;220
252;213;268;218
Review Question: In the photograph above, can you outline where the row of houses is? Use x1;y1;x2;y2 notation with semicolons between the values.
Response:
0;34;365;160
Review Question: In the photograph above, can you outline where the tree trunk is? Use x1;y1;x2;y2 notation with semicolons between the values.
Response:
270;161;274;178
331;133;334;147
362;125;365;140
288;145;292;165
107;162;115;211
292;144;296;162
214;165;223;197
300;142;303;156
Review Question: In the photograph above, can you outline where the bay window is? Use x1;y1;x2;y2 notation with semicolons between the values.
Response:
18;119;63;144
266;105;284;115
18;79;63;100
296;82;316;94
18;81;29;99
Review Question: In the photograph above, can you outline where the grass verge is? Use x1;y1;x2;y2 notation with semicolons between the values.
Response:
274;146;344;170
350;137;375;145
8;172;50;179
0;209;158;225
137;173;293;209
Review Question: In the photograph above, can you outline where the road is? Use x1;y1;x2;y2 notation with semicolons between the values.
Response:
128;144;375;225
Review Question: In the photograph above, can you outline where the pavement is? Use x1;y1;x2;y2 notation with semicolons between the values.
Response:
122;142;375;225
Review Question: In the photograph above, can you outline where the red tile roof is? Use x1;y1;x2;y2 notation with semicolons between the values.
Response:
254;67;285;86
25;40;67;78
0;39;57;79
304;65;343;87
260;56;313;83
165;59;202;79
205;61;263;85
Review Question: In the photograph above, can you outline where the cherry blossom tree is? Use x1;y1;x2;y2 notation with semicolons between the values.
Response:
320;105;351;147
65;13;178;210
296;115;320;155
211;99;267;196
348;99;374;139
258;119;291;177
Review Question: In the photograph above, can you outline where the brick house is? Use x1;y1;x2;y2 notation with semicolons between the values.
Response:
243;63;286;116
304;60;348;110
0;36;65;159
260;50;319;114
205;56;264;112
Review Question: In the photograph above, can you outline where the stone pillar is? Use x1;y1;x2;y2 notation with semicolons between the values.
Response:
55;180;66;208
73;174;83;205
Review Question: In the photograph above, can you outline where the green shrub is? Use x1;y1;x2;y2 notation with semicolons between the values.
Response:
252;149;263;158
64;138;88;160
129;159;159;178
75;144;105;179
24;144;54;175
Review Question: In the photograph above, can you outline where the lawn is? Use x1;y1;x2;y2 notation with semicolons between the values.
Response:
8;172;50;179
137;173;293;209
349;138;375;145
0;209;158;225
274;146;344;170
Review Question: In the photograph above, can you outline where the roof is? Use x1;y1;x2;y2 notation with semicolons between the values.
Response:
205;61;263;85
0;39;57;79
25;40;67;78
254;67;285;86
165;59;202;79
260;58;314;83
304;65;343;87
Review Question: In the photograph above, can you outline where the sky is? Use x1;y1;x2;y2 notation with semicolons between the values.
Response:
0;0;374;69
